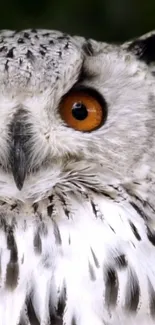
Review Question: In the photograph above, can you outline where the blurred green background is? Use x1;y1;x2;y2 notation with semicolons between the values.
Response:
1;0;155;42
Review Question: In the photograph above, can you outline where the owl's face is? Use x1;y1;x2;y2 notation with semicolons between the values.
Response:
0;29;154;200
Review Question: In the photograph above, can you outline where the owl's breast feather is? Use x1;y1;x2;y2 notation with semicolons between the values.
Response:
0;188;154;325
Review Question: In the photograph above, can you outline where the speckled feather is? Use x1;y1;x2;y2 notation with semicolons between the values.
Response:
0;29;155;325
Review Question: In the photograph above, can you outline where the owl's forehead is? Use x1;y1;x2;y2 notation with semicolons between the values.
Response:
0;29;84;96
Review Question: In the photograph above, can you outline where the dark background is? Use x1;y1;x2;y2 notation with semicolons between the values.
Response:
1;0;155;43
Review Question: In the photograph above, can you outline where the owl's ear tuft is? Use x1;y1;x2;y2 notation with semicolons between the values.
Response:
82;41;94;56
127;32;155;65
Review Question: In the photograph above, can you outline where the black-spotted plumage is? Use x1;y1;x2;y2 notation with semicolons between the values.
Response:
0;29;154;325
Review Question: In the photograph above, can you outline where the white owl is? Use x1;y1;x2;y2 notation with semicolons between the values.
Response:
0;28;154;325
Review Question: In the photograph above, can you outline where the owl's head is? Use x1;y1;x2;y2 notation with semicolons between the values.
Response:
0;29;154;201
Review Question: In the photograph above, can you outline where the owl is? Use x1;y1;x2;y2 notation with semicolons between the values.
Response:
0;28;155;325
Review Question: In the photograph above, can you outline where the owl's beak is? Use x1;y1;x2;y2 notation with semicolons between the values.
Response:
9;109;29;190
10;139;27;190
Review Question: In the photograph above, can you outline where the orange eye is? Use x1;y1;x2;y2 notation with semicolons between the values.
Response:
59;88;107;132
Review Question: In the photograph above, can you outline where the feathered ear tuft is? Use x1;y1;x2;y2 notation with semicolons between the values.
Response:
127;31;155;65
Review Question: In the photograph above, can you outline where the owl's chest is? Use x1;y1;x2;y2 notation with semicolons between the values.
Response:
0;192;154;325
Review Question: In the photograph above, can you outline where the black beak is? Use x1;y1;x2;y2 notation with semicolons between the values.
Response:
9;110;30;190
10;139;27;190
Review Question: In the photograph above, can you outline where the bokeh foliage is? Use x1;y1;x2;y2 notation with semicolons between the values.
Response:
1;0;155;42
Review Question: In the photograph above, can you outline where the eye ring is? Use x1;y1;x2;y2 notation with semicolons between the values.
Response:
59;86;107;132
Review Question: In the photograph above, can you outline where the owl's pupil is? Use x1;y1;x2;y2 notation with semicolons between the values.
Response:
72;102;88;120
